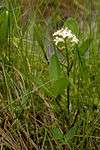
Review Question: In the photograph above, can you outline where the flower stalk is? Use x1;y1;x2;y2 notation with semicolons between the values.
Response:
53;27;79;116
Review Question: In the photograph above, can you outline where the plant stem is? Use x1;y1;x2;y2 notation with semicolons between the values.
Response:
65;45;70;116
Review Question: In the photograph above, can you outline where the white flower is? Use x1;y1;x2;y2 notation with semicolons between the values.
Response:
54;36;64;45
53;27;72;39
53;28;65;37
53;27;79;46
71;35;79;44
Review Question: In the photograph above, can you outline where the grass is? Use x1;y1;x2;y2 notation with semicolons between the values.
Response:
0;0;100;149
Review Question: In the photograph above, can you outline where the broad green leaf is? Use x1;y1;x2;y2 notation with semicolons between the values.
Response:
35;54;68;97
34;78;54;97
64;18;79;36
50;77;68;97
51;127;77;144
51;127;64;143
34;77;68;97
49;53;62;81
48;53;68;97
64;127;77;143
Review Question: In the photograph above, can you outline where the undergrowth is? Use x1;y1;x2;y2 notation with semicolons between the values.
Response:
0;0;100;149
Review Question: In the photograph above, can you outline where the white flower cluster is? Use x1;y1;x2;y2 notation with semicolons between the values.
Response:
53;27;79;46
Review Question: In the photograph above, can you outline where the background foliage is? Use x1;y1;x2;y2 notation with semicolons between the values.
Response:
0;0;100;149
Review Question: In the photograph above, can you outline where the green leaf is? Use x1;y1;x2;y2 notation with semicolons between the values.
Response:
34;78;54;97
34;24;44;50
35;54;68;97
78;37;92;56
64;127;77;143
35;77;68;98
51;127;77;144
51;128;64;143
49;53;62;81
21;95;29;107
64;18;79;36
48;53;68;97
50;77;68;97
0;9;9;46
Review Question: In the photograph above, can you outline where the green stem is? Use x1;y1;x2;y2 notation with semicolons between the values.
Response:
65;44;70;116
